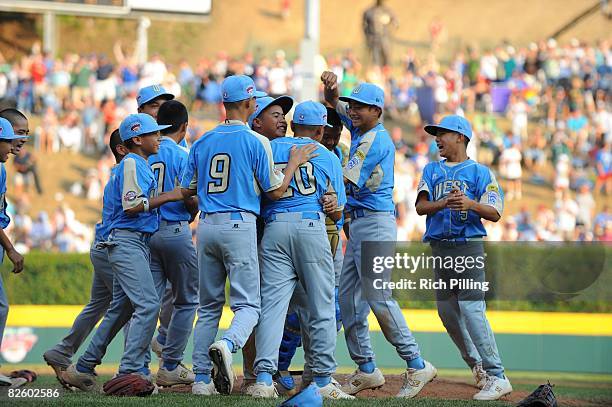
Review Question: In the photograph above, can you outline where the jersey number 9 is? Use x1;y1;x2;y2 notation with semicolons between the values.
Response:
208;154;231;193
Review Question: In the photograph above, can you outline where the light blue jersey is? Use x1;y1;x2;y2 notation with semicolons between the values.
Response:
108;153;159;234
94;166;119;243
333;145;343;163
336;103;395;212
148;137;191;222
0;164;9;229
262;137;346;219
181;120;284;215
417;159;504;241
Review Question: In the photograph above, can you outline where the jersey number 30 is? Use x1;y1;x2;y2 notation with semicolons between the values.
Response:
208;154;230;193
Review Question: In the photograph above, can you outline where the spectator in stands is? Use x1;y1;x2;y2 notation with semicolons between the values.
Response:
13;145;42;195
57;111;83;153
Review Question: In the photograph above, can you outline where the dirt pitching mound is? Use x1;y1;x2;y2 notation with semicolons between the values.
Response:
162;374;603;406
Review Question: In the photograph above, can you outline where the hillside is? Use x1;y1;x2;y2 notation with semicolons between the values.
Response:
1;1;609;65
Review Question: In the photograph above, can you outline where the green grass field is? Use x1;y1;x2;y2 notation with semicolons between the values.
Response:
2;370;611;406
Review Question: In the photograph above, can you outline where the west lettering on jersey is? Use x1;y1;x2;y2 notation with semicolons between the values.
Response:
417;159;504;241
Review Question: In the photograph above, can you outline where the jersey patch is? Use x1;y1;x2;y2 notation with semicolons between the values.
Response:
346;150;366;170
486;184;499;193
487;192;498;206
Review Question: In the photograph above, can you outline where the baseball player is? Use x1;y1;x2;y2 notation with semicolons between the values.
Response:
43;129;127;386
138;84;188;151
179;75;316;396
0;109;30;155
137;84;174;120
416;115;512;401
241;94;294;393
275;107;347;390
245;96;341;396
321;71;437;398
248;101;352;400
249;95;294;140
0;118;26;387
136;83;179;358
147;100;199;387
62;113;183;390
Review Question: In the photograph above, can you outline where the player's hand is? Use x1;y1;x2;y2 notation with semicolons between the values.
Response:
7;249;24;274
447;191;475;211
321;193;338;214
163;186;184;202
321;71;338;90
289;144;319;166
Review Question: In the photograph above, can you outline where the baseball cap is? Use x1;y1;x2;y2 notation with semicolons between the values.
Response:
119;113;171;142
339;83;385;109
137;84;174;107
293;101;332;128
248;95;294;127
279;384;322;407
0;117;20;140
424;115;473;140
221;75;266;103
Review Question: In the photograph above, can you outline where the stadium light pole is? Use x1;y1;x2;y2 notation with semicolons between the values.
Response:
136;16;150;65
42;11;57;57
298;0;319;102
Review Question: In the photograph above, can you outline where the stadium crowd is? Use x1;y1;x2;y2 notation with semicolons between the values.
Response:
0;37;610;251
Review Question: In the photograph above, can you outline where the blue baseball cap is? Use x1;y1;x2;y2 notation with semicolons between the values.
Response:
137;84;174;107
424;115;473;140
279;384;322;407
0;117;19;140
221;75;266;103
339;83;385;109
119;113;170;142
293;101;332;128
248;95;294;127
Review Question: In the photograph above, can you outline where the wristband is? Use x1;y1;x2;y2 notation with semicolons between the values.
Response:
143;198;150;213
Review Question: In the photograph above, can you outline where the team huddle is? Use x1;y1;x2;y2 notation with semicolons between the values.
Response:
0;71;513;402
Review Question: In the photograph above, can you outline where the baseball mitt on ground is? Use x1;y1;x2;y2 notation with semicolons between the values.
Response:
103;373;156;397
9;370;38;383
517;381;558;407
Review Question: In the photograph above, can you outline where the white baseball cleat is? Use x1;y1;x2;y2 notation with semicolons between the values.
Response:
318;381;356;400
472;363;488;389
156;363;195;387
244;381;278;398
192;380;218;396
61;364;98;392
473;375;513;400
396;360;437;398
342;368;385;395
208;340;235;395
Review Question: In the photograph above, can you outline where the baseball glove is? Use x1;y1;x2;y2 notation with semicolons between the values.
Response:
517;381;557;407
103;374;156;397
9;370;37;383
326;216;340;258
